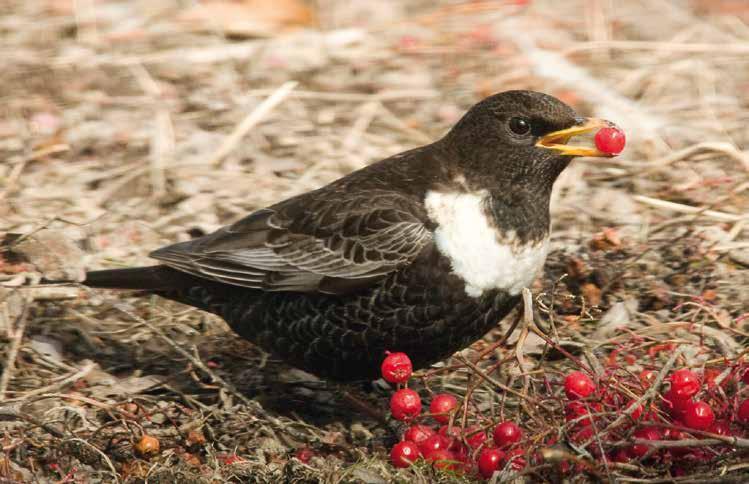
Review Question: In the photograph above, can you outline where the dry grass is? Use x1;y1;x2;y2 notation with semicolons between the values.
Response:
1;0;748;482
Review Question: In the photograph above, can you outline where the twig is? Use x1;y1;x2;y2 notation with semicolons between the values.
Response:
209;81;298;166
64;437;120;483
566;40;749;55
241;88;439;103
633;437;749;449
31;392;138;420
6;361;96;400
632;195;748;223
0;297;29;400
129;63;175;198
456;356;548;410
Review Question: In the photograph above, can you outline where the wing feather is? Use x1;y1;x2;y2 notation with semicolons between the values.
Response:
150;190;432;294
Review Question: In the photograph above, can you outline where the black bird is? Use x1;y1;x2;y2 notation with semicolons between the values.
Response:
83;90;617;381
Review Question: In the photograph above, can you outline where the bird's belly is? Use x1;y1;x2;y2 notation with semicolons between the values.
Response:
217;252;518;381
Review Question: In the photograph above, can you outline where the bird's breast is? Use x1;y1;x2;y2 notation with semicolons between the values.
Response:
424;190;549;297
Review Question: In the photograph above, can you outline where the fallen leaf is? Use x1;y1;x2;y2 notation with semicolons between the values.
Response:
590;227;622;251
179;0;316;38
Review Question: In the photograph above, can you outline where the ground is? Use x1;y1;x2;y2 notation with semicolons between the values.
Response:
1;0;748;482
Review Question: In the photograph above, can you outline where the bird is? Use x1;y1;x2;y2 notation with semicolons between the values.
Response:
82;90;618;382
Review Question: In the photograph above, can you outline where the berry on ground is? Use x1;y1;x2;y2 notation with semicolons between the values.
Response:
438;425;463;450
670;369;701;400
708;420;731;436
564;371;596;400
493;421;523;448
403;425;435;446
477;448;505;478
629;427;662;459
565;401;601;427
295;448;314;463
611;449;630;463
419;434;450;457
683;401;715;431
390;388;422;421
663;389;692;419
425;449;458;470
737;399;749;423
381;352;413;384
429;393;458;424
135;435;160;455
465;425;487;448
594;126;626;155
504;448;527;470
390;441;420;468
639;369;657;388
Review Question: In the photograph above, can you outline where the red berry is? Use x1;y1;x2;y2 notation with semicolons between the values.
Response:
390;388;422;421
742;368;749;385
425;449;457;470
438;425;463;450
493;421;523;448
381;352;413;384
683;401;715;431
295;447;314;463
465;425;487;448
611;449;630;463
703;368;726;389
564;371;596;400
663;389;692;419
477;448;505;478
737;399;749;423
670;369;700;399
594;127;626;155
403;425;435;446
708;420;731;436
390;441;420;468
629;427;661;459
627;401;644;421
429;393;458;424
639;369;657;388
564;401;601;427
452;443;469;463
664;428;690;457
503;448;526;470
419;434;450;456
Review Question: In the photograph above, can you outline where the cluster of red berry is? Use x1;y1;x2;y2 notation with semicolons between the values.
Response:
562;365;749;468
383;350;749;479
383;352;528;478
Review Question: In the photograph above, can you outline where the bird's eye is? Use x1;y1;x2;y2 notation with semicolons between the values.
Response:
509;117;531;135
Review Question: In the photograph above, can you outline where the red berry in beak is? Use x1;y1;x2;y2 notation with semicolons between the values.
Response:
594;127;626;155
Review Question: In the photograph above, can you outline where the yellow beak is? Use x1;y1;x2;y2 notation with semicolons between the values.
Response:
535;117;616;157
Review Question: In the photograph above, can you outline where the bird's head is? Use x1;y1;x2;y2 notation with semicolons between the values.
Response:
441;90;620;193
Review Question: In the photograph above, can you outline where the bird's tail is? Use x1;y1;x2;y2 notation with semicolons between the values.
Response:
83;265;198;291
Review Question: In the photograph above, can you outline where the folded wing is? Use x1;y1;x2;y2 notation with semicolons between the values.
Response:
150;190;433;294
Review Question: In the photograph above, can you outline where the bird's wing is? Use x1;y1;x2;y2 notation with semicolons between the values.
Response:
149;189;433;294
